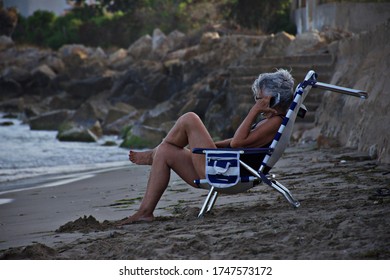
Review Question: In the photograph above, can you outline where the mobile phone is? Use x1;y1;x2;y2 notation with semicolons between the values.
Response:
270;93;280;108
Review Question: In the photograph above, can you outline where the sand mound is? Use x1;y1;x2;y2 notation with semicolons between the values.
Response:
56;215;113;233
0;243;57;260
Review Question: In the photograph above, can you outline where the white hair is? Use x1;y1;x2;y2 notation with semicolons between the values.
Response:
251;69;294;110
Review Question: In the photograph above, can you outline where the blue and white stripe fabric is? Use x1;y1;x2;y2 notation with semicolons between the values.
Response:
260;70;317;172
205;150;240;188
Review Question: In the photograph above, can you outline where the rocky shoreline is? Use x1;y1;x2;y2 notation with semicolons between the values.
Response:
1;20;389;165
0;27;346;148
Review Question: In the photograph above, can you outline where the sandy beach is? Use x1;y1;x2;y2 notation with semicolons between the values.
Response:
0;145;389;260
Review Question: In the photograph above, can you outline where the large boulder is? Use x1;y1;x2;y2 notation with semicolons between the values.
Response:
64;76;113;100
0;97;24;113
0;35;14;51
138;100;178;127
0;78;22;100
57;125;99;142
128;34;152;59
59;44;92;59
1;66;31;85
30;64;57;88
285;30;327;56
120;124;165;149
103;102;136;126
261;32;295;57
29;109;74;131
151;28;170;58
166;30;186;51
103;110;140;135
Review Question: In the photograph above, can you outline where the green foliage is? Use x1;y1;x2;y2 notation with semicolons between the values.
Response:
13;10;83;48
12;0;297;49
226;0;296;34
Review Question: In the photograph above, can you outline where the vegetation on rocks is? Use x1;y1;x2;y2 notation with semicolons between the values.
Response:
8;0;295;50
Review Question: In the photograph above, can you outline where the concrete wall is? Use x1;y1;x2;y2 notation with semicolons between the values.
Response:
295;2;390;33
315;20;390;163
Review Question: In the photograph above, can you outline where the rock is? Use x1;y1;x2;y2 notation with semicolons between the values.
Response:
71;101;105;128
139;100;178;127
165;45;199;61
103;110;140;135
109;62;178;109
160;121;176;133
152;28;169;57
0;121;14;126
166;30;186;51
261;32;295;57
0;35;14;51
45;92;83;110
285;30;327;56
0;78;22;100
300;127;321;143
120;124;165;148
57;125;98;142
128;34;152;59
29;109;74;131
108;48;128;64
89;120;103;138
43;55;65;73
64;76;113;100
0;97;24;113
90;47;107;60
103;103;136;126
59;44;92;59
199;32;220;53
316;134;340;148
30;64;57;87
1;66;31;84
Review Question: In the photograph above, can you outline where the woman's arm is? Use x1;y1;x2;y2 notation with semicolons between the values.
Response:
230;96;280;148
215;138;232;148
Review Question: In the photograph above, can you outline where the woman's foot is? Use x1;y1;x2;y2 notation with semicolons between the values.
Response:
117;212;154;226
129;150;154;165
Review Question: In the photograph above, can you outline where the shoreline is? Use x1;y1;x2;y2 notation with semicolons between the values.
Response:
1;146;389;259
0;161;129;197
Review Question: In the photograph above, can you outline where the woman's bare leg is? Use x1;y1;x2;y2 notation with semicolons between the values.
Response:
120;143;201;225
162;112;216;176
129;112;215;175
120;112;216;225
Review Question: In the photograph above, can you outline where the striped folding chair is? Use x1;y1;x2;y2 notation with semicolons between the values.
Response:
193;70;368;218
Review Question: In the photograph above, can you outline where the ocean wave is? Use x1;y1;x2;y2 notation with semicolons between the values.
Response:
0;113;130;187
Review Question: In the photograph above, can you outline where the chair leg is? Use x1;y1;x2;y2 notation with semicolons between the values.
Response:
206;190;219;213
270;179;300;208
198;186;216;218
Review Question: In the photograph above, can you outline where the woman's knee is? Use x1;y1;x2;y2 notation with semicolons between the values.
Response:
155;142;183;167
179;112;202;126
154;142;174;160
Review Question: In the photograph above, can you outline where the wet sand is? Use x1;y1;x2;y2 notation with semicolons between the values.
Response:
0;145;389;259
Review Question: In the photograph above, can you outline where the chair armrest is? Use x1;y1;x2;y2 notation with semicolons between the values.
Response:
192;147;273;154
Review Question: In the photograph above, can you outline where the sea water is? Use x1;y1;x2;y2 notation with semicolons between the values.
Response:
0;113;130;191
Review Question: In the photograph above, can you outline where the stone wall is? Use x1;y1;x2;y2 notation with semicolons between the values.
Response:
294;2;390;34
315;20;390;163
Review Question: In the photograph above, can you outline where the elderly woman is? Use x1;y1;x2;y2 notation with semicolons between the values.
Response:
120;68;294;225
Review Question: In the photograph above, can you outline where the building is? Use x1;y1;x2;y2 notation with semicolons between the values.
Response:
292;0;390;33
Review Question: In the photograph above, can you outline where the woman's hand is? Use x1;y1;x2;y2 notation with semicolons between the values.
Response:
251;96;278;116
